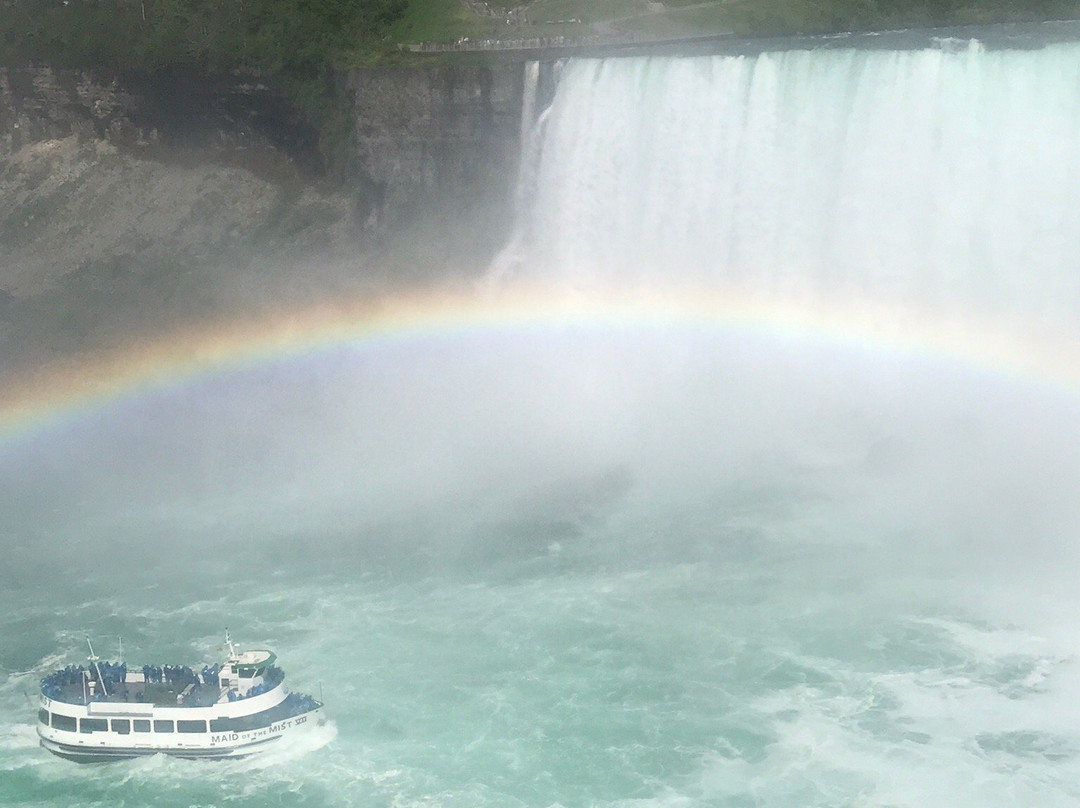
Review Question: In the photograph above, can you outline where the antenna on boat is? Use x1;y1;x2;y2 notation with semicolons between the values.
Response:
225;628;238;662
118;635;123;663
86;637;108;698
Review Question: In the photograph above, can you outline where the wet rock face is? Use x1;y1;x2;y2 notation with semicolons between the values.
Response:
1;64;528;253
0;69;355;367
0;136;285;295
348;64;523;246
0;63;526;232
0;62;528;355
0;69;131;150
0;67;321;178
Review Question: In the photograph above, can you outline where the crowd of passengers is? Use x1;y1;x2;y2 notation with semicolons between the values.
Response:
141;663;221;687
94;661;127;691
40;662;128;700
284;692;319;715
42;662;286;705
40;665;89;701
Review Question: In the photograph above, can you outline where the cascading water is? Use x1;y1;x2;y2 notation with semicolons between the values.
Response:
498;42;1080;330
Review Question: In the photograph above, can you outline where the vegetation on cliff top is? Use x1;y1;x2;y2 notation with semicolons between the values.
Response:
0;0;407;73
3;0;1079;75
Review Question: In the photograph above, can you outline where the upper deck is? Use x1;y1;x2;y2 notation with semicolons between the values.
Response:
41;658;284;708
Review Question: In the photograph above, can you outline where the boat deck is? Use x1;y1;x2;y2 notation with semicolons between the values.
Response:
50;679;224;709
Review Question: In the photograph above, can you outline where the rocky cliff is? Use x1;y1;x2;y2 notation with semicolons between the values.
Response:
0;62;527;369
0;67;349;294
349;64;524;269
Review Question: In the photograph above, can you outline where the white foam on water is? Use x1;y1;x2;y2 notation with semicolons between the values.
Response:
229;719;338;771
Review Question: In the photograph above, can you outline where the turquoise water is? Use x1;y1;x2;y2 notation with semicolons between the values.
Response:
3;327;1080;807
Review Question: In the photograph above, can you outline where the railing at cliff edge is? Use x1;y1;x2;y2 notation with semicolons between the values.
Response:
399;31;731;53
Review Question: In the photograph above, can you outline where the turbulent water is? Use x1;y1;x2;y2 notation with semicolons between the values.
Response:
5;28;1080;808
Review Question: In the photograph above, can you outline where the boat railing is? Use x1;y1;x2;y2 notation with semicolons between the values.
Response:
42;660;238;707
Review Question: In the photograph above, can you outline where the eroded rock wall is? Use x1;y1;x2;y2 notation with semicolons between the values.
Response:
348;64;524;266
0;67;322;174
0;62;528;367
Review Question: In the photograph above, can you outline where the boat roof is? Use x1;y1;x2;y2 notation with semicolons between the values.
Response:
232;649;276;668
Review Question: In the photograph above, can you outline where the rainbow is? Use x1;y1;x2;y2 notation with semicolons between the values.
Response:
3;283;1080;444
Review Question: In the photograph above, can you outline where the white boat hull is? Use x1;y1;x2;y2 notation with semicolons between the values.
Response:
38;704;324;763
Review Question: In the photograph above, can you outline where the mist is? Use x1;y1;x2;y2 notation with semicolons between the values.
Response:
6;41;1080;596
4;306;1079;599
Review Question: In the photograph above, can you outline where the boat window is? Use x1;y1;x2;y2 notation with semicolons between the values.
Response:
213;712;260;732
112;719;131;734
133;720;151;733
38;709;49;725
153;720;175;733
80;718;108;733
177;720;207;733
231;704;282;731
51;714;76;732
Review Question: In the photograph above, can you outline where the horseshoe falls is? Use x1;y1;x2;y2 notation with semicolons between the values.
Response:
499;41;1080;329
5;32;1080;808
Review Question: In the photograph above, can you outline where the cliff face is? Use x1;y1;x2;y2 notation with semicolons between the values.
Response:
0;67;323;173
348;63;524;269
0;62;527;368
0;63;526;285
0;68;351;308
0;68;126;150
0;68;343;369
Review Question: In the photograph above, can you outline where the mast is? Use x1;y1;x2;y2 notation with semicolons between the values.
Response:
86;637;108;698
225;628;238;662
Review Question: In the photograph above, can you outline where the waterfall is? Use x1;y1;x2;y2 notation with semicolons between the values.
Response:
496;40;1080;331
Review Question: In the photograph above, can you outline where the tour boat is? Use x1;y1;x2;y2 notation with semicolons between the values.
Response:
36;632;324;763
